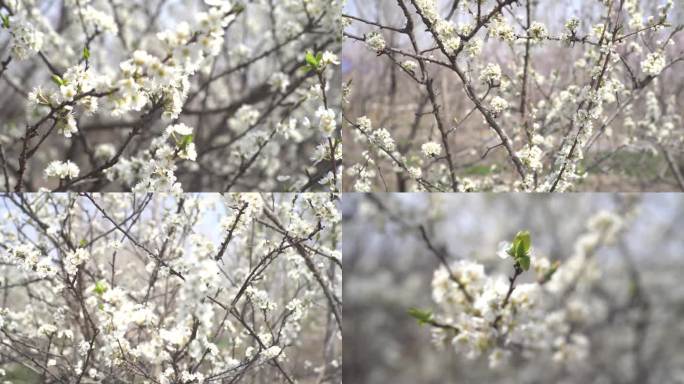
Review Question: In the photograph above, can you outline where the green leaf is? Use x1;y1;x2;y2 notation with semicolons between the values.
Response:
512;240;523;259
507;231;532;271
79;239;88;247
305;51;319;67
300;64;313;73
82;47;90;60
93;280;108;295
1;14;9;29
179;134;194;149
506;241;521;259
513;230;531;255
518;255;530;271
51;74;65;86
408;307;433;326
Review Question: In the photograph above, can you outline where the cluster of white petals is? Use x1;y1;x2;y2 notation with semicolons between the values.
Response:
425;209;628;369
0;193;341;382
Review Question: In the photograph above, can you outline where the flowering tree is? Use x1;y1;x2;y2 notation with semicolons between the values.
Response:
0;0;342;192
343;0;684;192
342;193;684;383
0;193;341;383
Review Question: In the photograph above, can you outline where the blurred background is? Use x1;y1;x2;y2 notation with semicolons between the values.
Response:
342;193;684;383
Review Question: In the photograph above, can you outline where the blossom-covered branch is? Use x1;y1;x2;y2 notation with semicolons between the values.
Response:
343;0;683;192
0;0;342;192
0;192;341;383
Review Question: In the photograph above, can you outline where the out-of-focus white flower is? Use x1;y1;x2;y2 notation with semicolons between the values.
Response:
94;143;116;161
166;123;194;136
497;241;511;259
316;107;337;137
528;21;548;41
10;18;44;60
268;72;290;93
45;160;80;179
401;60;418;72
261;345;282;360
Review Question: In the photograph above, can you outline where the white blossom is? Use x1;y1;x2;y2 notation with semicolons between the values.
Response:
45;160;80;179
641;51;666;76
489;96;509;115
480;63;502;85
421;141;442;158
527;21;548;41
9;18;43;60
365;31;386;52
316;107;337;137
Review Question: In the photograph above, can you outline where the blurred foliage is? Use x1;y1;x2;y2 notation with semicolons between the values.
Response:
3;365;40;383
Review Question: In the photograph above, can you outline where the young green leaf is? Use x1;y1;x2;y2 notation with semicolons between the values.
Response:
51;74;65;86
518;255;531;271
513;230;531;255
408;307;433;326
179;134;194;149
506;230;532;271
305;51;318;67
93;280;108;295
508;231;530;258
1;14;9;29
513;241;525;259
82;47;90;60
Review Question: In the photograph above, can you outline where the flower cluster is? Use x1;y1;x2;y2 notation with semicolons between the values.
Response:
347;115;430;190
421;142;442;158
641;51;666;76
414;0;461;54
527;21;548;42
479;63;502;86
317;106;337;137
44;160;80;180
106;123;198;193
8;17;44;60
489;96;509;115
417;209;628;369
365;31;386;52
516;135;546;172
